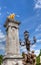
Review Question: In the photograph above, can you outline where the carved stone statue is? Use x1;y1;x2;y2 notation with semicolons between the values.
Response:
22;51;36;65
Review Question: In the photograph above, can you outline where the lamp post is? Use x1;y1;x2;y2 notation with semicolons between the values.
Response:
20;30;36;52
20;30;37;65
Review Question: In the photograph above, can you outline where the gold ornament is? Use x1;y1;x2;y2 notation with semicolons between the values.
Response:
8;14;16;19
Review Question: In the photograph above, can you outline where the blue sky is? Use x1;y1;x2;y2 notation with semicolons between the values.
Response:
0;0;41;56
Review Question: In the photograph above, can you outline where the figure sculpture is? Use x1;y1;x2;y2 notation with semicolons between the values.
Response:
22;51;36;65
8;13;16;19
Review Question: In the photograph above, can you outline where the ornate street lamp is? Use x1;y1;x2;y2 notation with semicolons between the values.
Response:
24;31;29;40
20;30;36;65
20;30;36;52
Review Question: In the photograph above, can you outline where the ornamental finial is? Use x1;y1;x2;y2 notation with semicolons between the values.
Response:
8;13;16;19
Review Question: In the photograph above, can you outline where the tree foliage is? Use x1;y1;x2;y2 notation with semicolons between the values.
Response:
36;49;41;64
0;55;3;65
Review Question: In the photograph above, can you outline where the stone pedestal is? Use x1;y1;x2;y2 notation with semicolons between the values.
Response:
3;55;23;65
2;18;23;65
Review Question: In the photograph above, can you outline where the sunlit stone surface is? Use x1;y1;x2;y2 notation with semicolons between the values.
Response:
2;17;23;65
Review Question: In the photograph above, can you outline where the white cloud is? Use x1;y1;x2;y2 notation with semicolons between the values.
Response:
35;49;40;56
30;44;36;51
34;34;41;39
20;45;27;53
20;46;26;50
0;29;6;42
20;43;37;55
16;15;20;17
20;45;40;56
34;0;41;9
22;48;27;54
35;24;41;32
0;43;5;50
37;39;41;42
31;48;40;56
20;43;40;56
7;11;10;14
0;29;6;54
31;44;36;48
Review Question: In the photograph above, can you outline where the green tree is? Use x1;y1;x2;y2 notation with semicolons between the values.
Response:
0;55;3;65
36;49;41;64
39;49;41;56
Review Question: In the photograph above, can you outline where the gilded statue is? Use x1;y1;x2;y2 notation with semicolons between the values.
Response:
8;13;16;19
